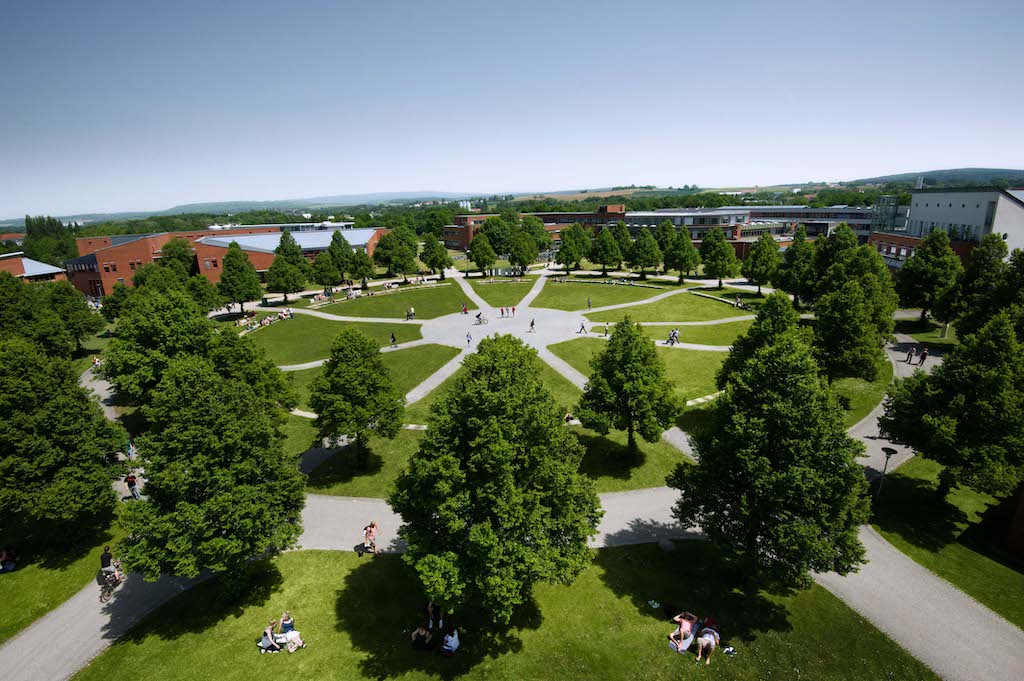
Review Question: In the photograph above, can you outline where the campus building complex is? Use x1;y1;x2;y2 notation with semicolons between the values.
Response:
64;223;384;296
0;251;66;283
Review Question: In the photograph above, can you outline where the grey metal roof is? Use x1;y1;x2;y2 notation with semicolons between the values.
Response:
0;252;65;277
197;228;378;254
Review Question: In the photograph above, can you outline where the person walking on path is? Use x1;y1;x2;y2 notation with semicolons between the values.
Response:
362;521;379;556
390;333;397;348
511;306;516;317
528;319;536;333
578;322;586;334
587;297;592;310
604;323;609;337
124;474;141;501
919;346;929;365
466;332;472;348
906;346;916;363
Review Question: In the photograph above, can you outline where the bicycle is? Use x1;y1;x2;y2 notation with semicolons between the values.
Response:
474;316;488;325
99;560;123;603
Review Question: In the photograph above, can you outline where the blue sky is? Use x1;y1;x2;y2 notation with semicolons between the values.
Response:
2;0;1022;217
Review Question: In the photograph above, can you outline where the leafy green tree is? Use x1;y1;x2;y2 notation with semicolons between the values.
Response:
741;232;780;295
946;234;1011;337
207;329;296;411
663;229;701;283
814;280;883;381
373;231;417;279
627;226;662;280
775;225;816;307
813;223;858;298
699;226;738;287
0;274;102;356
560;223;591;270
185;275;224;312
669;328;869;589
131;260;187;290
717;292;804;389
479;217;512;255
577;318;682;453
311;251;342;291
348;247;376;284
46;280;105;350
390;335;601;623
118;356;304;586
159;237;196;274
217;242;263;313
392;224;420;259
521;215;552;251
104;289;215;403
0;338;126;539
555;232;583;273
880;312;1024;500
101;281;133;322
507;230;539;273
309;328;404;460
21;215;78;265
420;238;454;279
589;226;622;276
413;206;453;238
326;230;353;279
265;257;306;302
895;230;963;321
275;230;309;275
654;220;676;267
469;233;497;275
818;245;898;343
612;220;632;258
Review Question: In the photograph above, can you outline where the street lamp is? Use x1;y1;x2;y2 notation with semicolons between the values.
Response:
876;447;897;502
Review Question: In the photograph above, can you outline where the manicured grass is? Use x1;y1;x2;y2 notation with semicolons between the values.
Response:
0;517;124;644
319;282;476;319
282;413;319;460
531;280;665;312
575;425;691;492
549;338;723;402
249;315;422;366
586;291;749;323
641;320;752;347
72;546;937;681
872;457;1024;630
306;429;425;498
833;359;894;428
287;345;460;410
404;366;467;425
699;287;769;311
466;278;536;308
894;319;959;349
71;324;114;376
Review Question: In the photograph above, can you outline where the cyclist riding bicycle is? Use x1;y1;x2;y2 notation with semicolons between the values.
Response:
100;545;122;583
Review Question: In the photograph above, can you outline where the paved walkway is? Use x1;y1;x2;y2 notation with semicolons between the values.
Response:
6;272;1023;681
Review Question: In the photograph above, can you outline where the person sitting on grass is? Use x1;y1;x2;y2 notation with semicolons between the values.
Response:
0;544;17;572
260;620;283;654
411;621;432;651
667;611;698;652
694;618;720;666
440;624;460;656
277;611;307;650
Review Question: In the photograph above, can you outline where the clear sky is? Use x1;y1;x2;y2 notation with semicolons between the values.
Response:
2;0;1022;217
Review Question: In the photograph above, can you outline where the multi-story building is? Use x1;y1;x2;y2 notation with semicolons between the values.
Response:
442;205;627;251
0;251;66;283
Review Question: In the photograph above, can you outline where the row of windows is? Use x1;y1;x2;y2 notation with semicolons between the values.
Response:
203;258;220;270
914;202;982;209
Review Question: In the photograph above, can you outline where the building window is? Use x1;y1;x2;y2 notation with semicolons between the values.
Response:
103;263;110;273
204;259;211;270
129;262;135;271
212;258;218;268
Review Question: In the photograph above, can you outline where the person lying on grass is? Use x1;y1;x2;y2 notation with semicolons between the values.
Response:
694;618;721;666
668;611;698;652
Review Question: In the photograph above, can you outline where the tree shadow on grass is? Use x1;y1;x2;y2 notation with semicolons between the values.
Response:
306;444;385;490
4;510;117;572
576;431;646;481
335;555;542;680
593;540;792;645
959;490;1024;576
872;474;971;553
675;406;714;440
106;559;284;645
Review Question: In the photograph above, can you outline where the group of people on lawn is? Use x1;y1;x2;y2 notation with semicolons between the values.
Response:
668;611;722;665
410;600;460;656
259;612;307;654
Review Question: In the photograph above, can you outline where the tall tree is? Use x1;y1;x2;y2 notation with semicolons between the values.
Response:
392;224;420;259
814;280;884;381
100;281;133;323
0;274;102;357
275;230;309;275
669;329;869;589
348;247;376;284
309;328;404;460
880;312;1024;500
895;230;963;321
717;292;804;389
589;226;623;276
373;231;417;279
21;215;78;265
118;356;304;587
945;234;1011;337
159;237;196;274
390;335;601;623
560;223;591;271
741;232;780;295
699;226;738;288
818;245;898;343
311;251;342;291
521;215;552;252
663;230;701;284
627;226;662;280
326;230;353;280
0;338;126;539
469;233;497;275
612;220;633;259
479;217;512;255
507;230;539;273
813;223;859;299
654;220;677;265
185;275;223;313
265;257;306;302
775;225;816;307
420;238;454;279
217;241;263;313
577;318;682;453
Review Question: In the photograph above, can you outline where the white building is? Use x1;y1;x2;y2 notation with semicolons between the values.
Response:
905;188;1024;252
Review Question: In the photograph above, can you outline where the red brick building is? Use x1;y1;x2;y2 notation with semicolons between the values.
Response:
442;205;627;251
0;251;66;282
867;231;976;270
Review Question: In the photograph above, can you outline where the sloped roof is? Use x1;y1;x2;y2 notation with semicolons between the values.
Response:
197;228;379;253
0;251;65;277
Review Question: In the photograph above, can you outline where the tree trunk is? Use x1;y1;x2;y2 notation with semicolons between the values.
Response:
678;272;685;285
757;283;762;295
718;278;723;289
627;423;637;456
936;470;955;501
602;266;607;276
920;307;928;322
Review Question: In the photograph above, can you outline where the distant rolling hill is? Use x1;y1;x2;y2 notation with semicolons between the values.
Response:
853;167;1024;186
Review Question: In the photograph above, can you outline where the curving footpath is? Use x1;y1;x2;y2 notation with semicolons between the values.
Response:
3;272;1023;681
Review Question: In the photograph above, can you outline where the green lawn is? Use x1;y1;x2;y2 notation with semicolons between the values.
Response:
586;291;749;323
282;414;319;459
0;517;124;644
641;320;752;347
318;282;475;319
531;280;666;312
287;345;460;410
833;360;894;428
403;366;467;425
549;338;723;402
467;278;536;308
306;429;425;498
894;319;959;349
872;457;1024;630
72;546;937;681
699;287;769;311
249;315;422;366
71;324;114;376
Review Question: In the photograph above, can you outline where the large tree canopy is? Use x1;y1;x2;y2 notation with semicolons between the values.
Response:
0;274;104;356
663;229;701;283
741;232;780;294
717;291;805;389
775;225;815;307
895;229;962;321
670;328;869;589
469;233;497;274
589;226;622;276
390;335;601;623
699;226;738;287
217;242;263;311
420;237;454;278
627;227;662;280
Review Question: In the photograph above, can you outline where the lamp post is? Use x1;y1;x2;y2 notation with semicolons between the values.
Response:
876;447;897;503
